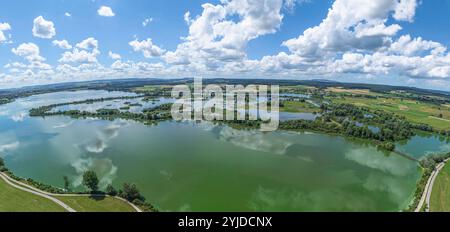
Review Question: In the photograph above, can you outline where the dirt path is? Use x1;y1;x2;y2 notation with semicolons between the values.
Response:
429;116;450;122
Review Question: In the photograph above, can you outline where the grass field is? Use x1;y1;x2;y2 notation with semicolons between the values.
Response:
134;85;172;93
56;195;137;212
280;100;320;113
0;177;65;212
430;163;450;212
331;96;450;130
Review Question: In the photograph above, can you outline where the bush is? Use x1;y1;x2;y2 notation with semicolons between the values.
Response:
119;183;145;202
105;184;118;196
132;199;159;212
377;142;396;152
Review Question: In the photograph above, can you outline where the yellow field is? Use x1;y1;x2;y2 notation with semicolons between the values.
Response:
326;87;372;95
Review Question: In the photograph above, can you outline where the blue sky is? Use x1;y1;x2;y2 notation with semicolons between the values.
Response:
0;0;449;90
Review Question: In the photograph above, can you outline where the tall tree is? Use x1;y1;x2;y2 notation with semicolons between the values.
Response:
63;176;70;191
82;170;99;192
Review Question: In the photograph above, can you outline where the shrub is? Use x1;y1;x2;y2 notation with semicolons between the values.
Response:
105;184;118;196
119;183;145;202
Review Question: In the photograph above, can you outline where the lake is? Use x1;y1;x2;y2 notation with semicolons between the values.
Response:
1;90;449;211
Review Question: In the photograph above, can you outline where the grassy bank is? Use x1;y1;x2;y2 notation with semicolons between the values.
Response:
0;175;65;212
56;196;136;212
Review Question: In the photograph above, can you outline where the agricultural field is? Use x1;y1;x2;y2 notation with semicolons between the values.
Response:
325;87;377;96
280;85;317;93
134;85;174;93
330;96;450;130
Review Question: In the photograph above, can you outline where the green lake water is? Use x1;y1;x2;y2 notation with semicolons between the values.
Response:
1;90;449;211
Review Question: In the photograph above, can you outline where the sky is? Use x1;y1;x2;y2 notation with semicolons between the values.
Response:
0;0;450;91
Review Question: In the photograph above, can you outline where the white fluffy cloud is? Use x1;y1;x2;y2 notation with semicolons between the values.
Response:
76;37;98;50
281;0;411;58
163;0;285;71
129;38;165;58
11;43;51;71
0;22;11;43
32;16;56;39
255;0;450;80
52;39;72;49
12;43;45;62
59;49;99;63
108;51;121;60
393;0;417;22
59;37;100;64
98;6;115;17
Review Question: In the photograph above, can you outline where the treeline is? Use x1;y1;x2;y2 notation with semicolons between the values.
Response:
30;96;143;117
29;95;144;116
420;153;450;170
279;103;417;152
0;98;13;105
412;123;450;137
30;102;173;125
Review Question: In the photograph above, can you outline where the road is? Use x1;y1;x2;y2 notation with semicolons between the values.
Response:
415;159;449;212
0;172;142;212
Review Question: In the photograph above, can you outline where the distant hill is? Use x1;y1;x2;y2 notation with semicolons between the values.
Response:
1;78;449;99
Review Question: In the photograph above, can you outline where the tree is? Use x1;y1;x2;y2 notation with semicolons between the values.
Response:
378;142;395;152
120;183;144;202
0;157;6;172
82;170;99;192
106;184;117;196
63;176;70;191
